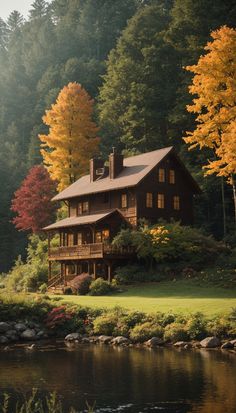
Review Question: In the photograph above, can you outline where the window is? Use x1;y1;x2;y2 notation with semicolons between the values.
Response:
158;168;165;182
95;229;110;243
173;196;180;210
169;169;175;184
67;233;74;246
121;193;127;208
70;204;77;217
77;232;82;245
78;202;82;215
157;193;165;209
146;192;153;208
83;201;89;213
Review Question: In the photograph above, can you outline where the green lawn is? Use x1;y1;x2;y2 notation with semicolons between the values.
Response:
58;280;236;316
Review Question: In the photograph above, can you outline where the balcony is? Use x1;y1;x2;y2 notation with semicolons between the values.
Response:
49;243;135;261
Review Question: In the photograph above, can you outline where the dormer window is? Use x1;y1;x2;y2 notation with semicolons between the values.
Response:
169;170;175;184
121;193;127;208
158;168;165;182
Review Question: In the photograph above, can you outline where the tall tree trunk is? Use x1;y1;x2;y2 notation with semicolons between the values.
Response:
231;175;236;231
221;177;226;237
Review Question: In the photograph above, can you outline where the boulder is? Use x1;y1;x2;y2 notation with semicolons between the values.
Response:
36;331;45;338
5;330;18;341
144;337;164;347
98;335;113;344
15;323;27;332
184;343;192;349
200;337;221;348
21;329;36;340
230;339;236;347
111;336;130;345
221;341;234;349
0;322;10;333
0;336;9;344
174;341;189;347
64;333;81;342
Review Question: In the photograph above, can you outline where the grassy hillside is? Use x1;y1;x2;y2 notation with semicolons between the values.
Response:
59;279;236;316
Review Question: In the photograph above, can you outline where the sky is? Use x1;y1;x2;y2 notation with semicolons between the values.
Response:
0;0;36;21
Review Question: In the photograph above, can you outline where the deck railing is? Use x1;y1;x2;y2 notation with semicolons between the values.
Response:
49;243;134;260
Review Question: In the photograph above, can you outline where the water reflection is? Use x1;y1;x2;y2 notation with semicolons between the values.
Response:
0;342;235;412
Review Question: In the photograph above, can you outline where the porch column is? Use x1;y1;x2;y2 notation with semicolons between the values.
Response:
93;261;97;279
48;231;51;255
48;260;52;281
107;262;112;283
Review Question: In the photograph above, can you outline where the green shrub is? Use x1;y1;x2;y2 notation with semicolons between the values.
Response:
93;313;117;336
185;313;207;340
89;277;114;295
130;321;164;342
39;283;48;294
207;316;233;338
164;322;189;342
114;264;163;284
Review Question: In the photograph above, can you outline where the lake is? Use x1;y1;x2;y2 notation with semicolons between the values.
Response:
0;341;235;412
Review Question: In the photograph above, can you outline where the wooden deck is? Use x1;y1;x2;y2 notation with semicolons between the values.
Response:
49;243;135;261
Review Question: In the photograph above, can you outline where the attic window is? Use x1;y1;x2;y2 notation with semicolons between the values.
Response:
158;168;165;182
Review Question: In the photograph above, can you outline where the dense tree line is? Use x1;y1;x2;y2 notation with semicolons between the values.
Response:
0;0;235;272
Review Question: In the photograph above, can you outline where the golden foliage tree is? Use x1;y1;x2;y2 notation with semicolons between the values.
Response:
184;26;236;224
39;82;99;191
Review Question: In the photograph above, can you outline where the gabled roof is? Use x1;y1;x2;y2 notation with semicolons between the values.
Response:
52;146;200;201
43;209;126;231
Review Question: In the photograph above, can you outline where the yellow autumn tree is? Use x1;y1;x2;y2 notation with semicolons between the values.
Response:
39;82;99;191
184;26;236;224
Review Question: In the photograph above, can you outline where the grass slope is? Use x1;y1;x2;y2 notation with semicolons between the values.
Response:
60;280;236;316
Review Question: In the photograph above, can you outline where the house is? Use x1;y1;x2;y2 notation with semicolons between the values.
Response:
44;146;200;288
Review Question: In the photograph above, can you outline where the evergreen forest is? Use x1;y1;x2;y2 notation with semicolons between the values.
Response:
0;0;235;273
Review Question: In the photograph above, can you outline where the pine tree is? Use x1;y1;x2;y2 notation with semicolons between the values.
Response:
39;82;99;191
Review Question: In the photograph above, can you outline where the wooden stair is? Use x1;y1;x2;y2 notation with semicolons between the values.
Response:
47;273;64;294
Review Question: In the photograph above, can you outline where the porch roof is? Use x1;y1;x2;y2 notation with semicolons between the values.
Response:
43;209;124;231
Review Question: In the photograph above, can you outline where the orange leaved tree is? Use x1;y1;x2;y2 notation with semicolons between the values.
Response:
184;26;236;228
39;82;99;191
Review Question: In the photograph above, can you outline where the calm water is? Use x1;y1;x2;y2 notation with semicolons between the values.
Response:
0;341;235;412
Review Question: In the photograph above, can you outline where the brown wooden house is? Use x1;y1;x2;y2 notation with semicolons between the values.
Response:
44;147;200;288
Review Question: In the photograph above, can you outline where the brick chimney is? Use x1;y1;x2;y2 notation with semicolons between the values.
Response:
109;147;124;179
90;158;105;182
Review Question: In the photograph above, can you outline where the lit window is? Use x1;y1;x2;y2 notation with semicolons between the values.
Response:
95;231;102;243
121;193;127;208
158;168;165;182
83;201;89;213
169;170;175;184
77;232;82;245
157;193;165;209
173;196;180;210
146;192;153;208
102;229;110;241
67;233;74;246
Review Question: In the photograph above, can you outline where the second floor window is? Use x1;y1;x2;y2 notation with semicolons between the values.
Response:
146;192;153;208
173;195;180;210
67;233;74;246
78;201;89;215
158;168;165;182
157;193;165;209
121;193;127;208
169;169;175;184
77;232;82;245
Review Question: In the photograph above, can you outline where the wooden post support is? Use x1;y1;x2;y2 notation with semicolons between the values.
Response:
48;232;51;255
93;261;97;279
108;263;111;283
48;261;52;281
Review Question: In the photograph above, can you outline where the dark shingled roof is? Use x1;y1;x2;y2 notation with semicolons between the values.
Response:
53;147;174;201
43;209;124;231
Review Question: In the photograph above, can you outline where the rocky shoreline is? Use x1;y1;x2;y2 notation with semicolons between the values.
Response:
1;320;236;351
